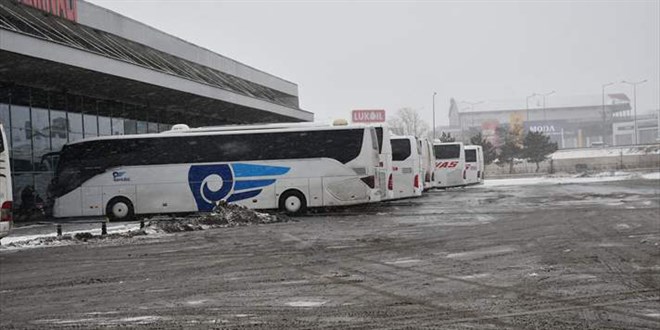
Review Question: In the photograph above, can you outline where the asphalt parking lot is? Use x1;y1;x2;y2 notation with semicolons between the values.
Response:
1;177;659;329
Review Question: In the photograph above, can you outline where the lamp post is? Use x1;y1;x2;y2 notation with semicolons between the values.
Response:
601;82;615;144
460;101;483;131
622;80;647;144
539;90;556;121
432;92;437;141
526;93;537;122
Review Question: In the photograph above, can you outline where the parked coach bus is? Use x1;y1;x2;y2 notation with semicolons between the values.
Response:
0;124;13;239
372;124;394;201
419;138;436;190
179;121;394;202
433;142;466;188
390;136;423;199
51;125;380;220
464;145;484;185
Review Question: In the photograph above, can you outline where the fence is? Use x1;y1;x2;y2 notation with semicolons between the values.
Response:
485;144;660;176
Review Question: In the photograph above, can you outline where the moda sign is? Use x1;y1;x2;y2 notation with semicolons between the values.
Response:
352;109;386;123
524;120;566;136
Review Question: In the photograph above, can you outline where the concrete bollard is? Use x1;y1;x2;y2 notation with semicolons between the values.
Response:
57;224;62;237
101;222;107;236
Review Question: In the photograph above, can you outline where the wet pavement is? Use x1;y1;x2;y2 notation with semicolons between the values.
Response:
1;178;659;329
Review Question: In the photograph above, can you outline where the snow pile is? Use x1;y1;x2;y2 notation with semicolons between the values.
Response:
551;145;660;160
3;202;290;249
149;201;290;234
484;171;659;187
3;230;148;249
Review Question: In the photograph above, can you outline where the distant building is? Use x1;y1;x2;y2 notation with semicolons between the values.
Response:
612;112;660;145
445;94;635;148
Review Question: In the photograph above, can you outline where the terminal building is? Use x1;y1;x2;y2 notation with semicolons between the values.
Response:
0;0;312;212
441;93;658;148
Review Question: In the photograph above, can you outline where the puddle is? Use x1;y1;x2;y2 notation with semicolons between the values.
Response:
286;300;327;307
385;258;421;265
446;246;516;259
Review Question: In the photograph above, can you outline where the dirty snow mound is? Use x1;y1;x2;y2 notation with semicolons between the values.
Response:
149;201;291;234
3;202;290;249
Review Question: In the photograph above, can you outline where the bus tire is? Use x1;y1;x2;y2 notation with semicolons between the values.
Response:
279;190;307;215
106;197;135;222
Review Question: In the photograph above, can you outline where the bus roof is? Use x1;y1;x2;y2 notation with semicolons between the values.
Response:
65;124;370;146
433;141;464;146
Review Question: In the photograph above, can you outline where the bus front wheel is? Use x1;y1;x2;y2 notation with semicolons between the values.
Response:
106;197;135;222
279;190;307;215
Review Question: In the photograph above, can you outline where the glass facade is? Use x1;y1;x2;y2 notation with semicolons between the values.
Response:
0;85;169;214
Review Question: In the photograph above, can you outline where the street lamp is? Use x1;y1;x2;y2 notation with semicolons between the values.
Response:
459;101;483;134
539;90;556;121
621;79;647;144
601;82;616;144
526;93;538;122
432;92;437;141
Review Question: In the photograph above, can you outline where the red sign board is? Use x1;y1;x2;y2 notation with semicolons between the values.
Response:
19;0;78;22
352;109;386;123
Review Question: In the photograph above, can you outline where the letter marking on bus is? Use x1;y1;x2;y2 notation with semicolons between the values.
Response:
436;161;459;169
188;163;290;211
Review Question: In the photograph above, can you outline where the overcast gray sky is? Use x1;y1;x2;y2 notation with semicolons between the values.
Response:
89;0;659;125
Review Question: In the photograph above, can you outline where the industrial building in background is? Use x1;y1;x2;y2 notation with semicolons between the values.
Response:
0;0;312;213
442;93;659;148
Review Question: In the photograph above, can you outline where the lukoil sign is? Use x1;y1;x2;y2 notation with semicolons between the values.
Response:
352;109;386;123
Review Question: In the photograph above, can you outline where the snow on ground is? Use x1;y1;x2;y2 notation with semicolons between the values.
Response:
483;171;660;187
551;145;660;160
1;223;141;246
641;172;660;180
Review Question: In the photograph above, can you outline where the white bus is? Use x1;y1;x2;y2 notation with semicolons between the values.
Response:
433;142;466;188
419;138;436;190
390;136;423;199
51;125;380;220
0;124;13;239
176;122;394;202
464;145;484;185
372;124;394;201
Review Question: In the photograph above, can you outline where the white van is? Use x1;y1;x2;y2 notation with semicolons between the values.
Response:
433;142;466;188
419;138;436;190
464;145;484;185
0;124;13;239
390;136;423;199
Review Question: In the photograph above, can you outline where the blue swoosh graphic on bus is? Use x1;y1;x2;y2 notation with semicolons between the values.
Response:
227;189;262;203
233;179;276;191
188;163;290;211
232;163;290;177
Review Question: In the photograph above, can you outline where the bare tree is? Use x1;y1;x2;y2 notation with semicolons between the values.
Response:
387;107;429;137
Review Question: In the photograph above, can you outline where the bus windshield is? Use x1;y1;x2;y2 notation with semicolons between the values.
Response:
375;127;383;153
434;144;460;159
465;149;477;162
391;139;411;161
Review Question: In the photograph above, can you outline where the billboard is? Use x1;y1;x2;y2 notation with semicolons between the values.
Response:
352;109;386;123
524;120;567;136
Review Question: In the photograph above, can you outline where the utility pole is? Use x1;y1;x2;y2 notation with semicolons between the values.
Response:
459;100;483;135
526;93;537;122
432;92;437;141
601;82;615;144
622;80;647;144
539;91;556;121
